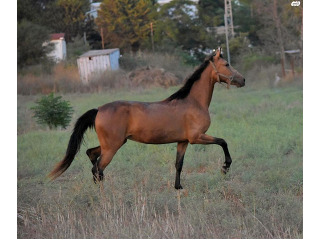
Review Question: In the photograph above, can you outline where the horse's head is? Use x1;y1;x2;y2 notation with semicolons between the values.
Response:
209;47;245;88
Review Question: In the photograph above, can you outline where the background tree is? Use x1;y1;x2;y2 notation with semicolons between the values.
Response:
17;0;94;67
96;0;156;52
242;0;302;73
17;0;45;23
17;0;302;69
83;15;102;49
233;0;261;47
155;0;218;63
17;20;52;67
198;0;224;28
56;0;90;42
18;0;91;43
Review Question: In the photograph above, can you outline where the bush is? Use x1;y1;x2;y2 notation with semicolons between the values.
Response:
241;53;276;71
31;93;74;129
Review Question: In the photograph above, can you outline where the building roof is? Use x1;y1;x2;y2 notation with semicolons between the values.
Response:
284;49;300;54
276;49;301;55
50;33;65;41
79;49;119;58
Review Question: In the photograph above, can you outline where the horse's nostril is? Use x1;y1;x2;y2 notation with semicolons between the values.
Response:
243;78;246;82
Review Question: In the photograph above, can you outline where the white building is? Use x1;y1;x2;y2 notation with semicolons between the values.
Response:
77;49;120;83
45;33;67;62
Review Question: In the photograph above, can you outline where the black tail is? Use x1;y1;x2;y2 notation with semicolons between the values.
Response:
49;109;98;180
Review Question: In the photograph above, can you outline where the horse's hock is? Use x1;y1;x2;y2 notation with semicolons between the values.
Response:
128;66;179;88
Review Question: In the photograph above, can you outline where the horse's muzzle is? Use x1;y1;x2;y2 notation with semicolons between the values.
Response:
231;78;245;88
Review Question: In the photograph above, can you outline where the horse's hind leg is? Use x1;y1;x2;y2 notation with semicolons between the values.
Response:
92;147;120;183
86;146;101;165
92;139;127;183
92;149;112;183
93;108;129;183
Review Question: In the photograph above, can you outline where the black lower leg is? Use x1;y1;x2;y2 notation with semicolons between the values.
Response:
92;163;104;184
175;154;184;189
194;134;232;174
215;138;232;174
174;142;188;189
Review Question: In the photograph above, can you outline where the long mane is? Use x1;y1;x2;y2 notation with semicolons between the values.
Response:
166;53;215;101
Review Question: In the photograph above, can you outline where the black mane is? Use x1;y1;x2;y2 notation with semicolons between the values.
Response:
166;53;216;101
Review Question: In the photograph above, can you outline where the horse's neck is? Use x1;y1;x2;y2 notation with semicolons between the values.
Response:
188;66;214;109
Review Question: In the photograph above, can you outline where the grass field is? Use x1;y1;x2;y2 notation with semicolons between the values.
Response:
17;82;303;238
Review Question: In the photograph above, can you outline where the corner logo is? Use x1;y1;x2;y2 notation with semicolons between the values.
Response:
291;1;300;7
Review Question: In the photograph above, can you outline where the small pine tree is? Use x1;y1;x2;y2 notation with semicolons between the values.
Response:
31;93;74;129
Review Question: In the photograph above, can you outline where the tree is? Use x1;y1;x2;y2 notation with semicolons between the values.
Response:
198;0;225;27
155;0;217;62
83;15;102;49
18;0;91;43
96;0;155;52
244;0;302;73
17;20;52;67
18;0;44;23
233;0;261;47
56;0;90;42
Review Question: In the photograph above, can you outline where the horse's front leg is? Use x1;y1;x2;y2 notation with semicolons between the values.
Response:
190;134;232;174
175;141;189;189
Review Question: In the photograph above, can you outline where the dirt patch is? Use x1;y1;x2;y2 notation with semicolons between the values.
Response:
127;66;180;88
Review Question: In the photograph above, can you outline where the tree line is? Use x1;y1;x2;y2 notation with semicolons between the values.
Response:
18;0;302;68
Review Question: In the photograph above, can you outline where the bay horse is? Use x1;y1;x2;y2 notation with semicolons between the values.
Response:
49;48;245;189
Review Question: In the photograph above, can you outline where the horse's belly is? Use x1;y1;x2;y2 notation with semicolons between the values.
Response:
125;101;188;144
127;125;186;144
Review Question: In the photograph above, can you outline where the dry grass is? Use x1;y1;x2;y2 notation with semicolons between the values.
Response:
17;52;192;95
18;55;302;97
18;64;81;95
17;175;302;238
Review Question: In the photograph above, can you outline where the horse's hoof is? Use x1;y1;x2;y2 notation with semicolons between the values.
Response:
221;167;229;175
93;176;97;184
175;185;183;190
92;165;103;184
93;174;103;184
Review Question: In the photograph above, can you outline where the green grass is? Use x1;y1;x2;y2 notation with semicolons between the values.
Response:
17;83;302;238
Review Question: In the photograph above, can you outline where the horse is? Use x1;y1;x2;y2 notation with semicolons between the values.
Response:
49;47;245;189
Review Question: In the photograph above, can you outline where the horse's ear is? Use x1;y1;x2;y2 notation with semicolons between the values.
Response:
215;47;221;59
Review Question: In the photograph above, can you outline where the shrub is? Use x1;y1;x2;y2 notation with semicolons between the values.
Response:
31;93;74;129
242;53;276;71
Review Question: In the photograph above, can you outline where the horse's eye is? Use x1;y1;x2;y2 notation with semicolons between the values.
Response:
226;63;229;67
